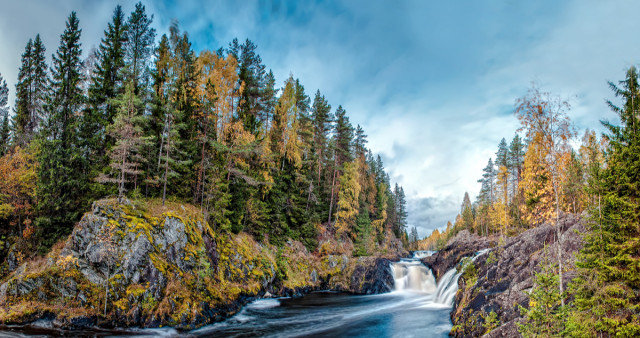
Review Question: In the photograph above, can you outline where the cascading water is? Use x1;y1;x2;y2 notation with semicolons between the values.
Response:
390;259;437;293
412;250;435;259
390;248;491;306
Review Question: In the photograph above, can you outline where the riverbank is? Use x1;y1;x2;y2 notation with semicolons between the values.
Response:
423;213;586;337
0;198;407;330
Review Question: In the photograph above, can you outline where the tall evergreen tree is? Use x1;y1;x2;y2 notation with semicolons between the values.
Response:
96;82;149;203
83;4;128;165
0;74;9;155
125;2;156;94
478;158;496;204
236;39;266;134
13;35;48;146
568;67;640;336
37;12;87;244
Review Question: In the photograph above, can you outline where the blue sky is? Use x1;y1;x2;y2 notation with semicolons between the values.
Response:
1;0;638;237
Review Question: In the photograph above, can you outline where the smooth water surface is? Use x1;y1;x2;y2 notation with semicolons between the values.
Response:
192;291;452;338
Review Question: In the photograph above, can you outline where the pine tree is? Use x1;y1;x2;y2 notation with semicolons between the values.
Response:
0;74;9;155
518;249;566;337
461;192;474;230
236;39;266;134
124;2;156;93
37;12;87;245
261;70;278;135
84;4;128;166
478;158;496;204
13;35;48;146
567;67;640;336
393;183;408;237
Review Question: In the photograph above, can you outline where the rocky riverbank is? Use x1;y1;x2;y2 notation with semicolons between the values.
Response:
423;213;586;337
0;198;406;330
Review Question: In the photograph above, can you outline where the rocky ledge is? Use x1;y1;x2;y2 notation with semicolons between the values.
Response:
0;198;404;330
428;213;586;337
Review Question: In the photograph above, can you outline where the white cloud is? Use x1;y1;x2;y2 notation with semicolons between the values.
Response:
2;0;640;238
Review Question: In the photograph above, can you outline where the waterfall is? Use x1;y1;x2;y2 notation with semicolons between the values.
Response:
390;260;437;293
390;249;490;307
433;248;490;305
412;250;435;259
433;268;461;305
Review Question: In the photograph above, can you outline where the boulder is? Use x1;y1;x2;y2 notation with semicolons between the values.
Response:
446;212;586;337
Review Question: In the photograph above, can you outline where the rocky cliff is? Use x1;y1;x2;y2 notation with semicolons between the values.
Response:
0;198;405;330
423;213;586;337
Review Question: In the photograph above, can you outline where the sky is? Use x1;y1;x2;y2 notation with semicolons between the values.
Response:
1;0;639;238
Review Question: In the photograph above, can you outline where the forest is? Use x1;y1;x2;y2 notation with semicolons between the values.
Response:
0;3;409;264
416;71;640;335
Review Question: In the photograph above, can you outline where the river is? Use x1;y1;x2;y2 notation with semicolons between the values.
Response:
0;251;467;337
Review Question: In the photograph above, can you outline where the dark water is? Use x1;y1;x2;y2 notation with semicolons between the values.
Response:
0;291;452;338
191;291;452;338
1;252;458;337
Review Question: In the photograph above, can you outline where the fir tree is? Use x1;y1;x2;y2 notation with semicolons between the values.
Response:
567;66;640;336
37;12;87;245
518;249;566;337
84;4;128;165
124;2;156;93
0;75;9;156
13;35;48;146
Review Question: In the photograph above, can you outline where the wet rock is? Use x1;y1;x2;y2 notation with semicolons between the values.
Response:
421;230;496;281
442;212;587;337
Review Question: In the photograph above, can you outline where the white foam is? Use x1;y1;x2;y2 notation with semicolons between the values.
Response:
247;298;281;309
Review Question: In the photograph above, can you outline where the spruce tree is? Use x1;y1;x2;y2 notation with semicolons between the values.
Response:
0;75;9;156
13;35;48;146
124;2;156;93
236;39;266;134
84;4;128;165
37;12;87;245
567;66;640;336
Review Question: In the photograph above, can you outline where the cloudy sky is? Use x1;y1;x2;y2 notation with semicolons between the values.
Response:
1;0;638;237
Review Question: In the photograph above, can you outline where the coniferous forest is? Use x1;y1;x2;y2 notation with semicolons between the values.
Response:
0;3;408;254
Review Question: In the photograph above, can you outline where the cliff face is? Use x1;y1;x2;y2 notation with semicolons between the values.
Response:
427;213;586;337
0;198;405;329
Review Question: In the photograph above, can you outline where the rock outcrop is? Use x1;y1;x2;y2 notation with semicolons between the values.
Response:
439;213;586;337
421;230;496;281
0;198;404;330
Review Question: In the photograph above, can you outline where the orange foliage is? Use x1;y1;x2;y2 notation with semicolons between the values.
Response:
0;146;37;236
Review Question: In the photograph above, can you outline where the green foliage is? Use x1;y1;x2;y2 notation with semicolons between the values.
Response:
483;311;499;333
518;250;565;337
564;66;640;337
37;12;89;247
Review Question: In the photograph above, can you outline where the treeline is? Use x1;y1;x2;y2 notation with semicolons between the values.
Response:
421;87;606;244
421;69;640;335
0;3;408;253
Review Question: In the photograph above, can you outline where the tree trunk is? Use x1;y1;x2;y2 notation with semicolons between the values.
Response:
328;156;338;224
162;143;170;206
553;183;564;307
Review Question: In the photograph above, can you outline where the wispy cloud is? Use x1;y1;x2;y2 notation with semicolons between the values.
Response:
1;0;638;238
